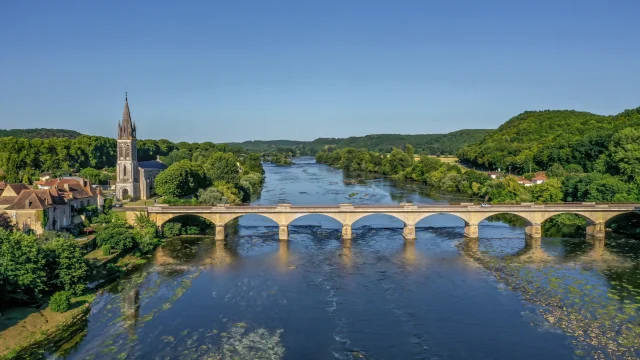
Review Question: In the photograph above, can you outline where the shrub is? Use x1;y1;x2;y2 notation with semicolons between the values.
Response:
102;245;111;256
185;226;200;235
50;291;72;313
163;222;182;237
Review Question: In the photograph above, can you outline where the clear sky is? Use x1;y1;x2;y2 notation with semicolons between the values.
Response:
1;0;639;142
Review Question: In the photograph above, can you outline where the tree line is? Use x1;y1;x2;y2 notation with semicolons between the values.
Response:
0;135;256;184
316;145;640;204
233;129;493;157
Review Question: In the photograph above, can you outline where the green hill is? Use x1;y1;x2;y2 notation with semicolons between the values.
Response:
231;129;493;156
0;128;83;139
457;107;640;173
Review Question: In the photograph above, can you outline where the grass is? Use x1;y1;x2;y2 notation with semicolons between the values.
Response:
0;294;94;359
85;247;121;265
124;198;158;207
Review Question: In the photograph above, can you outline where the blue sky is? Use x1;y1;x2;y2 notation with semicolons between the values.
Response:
1;0;639;142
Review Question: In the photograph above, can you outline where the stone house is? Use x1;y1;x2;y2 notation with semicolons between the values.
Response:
0;177;104;234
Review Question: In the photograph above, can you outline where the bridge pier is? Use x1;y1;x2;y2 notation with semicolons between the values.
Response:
279;224;289;241
464;224;479;238
215;225;225;241
524;236;542;249
342;224;352;240
403;224;416;240
586;222;606;239
525;224;542;238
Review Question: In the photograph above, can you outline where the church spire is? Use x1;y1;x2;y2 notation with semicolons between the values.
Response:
118;92;135;139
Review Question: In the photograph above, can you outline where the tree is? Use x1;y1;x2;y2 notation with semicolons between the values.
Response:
0;230;48;306
609;127;640;180
134;213;162;254
154;160;209;198
529;178;564;203
204;152;240;184
405;144;415;161
95;222;136;251
381;148;412;176
546;163;566;178
0;213;14;232
198;186;228;205
45;236;90;295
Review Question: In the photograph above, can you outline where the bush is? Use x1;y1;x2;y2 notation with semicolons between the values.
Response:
163;222;182;237
50;291;72;313
102;245;111;256
185;226;200;235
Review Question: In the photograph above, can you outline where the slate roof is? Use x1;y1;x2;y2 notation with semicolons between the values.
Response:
139;160;168;170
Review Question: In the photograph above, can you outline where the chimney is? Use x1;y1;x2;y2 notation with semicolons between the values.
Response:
156;155;161;161
64;183;70;191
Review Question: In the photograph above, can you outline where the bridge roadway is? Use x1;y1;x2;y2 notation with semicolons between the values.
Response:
118;203;639;241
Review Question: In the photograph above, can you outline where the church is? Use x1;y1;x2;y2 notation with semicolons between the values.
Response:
115;95;167;201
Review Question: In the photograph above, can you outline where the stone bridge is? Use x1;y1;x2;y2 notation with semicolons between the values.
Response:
117;203;639;241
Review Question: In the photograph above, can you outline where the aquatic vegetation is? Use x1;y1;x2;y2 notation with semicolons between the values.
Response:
460;238;640;359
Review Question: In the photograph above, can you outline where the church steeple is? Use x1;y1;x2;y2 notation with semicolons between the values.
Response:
118;92;136;139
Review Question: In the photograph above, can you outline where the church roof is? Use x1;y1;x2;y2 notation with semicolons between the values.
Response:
139;160;168;170
118;93;136;139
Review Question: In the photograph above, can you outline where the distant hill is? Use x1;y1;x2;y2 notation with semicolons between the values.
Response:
231;129;493;156
0;128;83;139
457;106;640;172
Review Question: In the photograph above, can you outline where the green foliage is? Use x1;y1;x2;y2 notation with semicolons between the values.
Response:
609;127;640;180
49;291;72;313
204;152;241;184
44;237;89;296
0;128;83;139
546;163;566;178
0;213;14;231
154;160;209;198
233;129;493;156
163;222;182;238
0;230;48;305
79;167;114;185
457;107;640;173
265;153;293;166
133;213;162;255
101;245;111;256
95;221;135;251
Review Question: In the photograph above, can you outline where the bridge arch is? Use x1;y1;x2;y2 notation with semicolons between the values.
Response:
350;213;407;228
157;214;215;236
287;213;344;228
414;212;469;227
222;213;280;227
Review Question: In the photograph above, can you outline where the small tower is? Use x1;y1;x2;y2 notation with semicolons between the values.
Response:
115;93;140;201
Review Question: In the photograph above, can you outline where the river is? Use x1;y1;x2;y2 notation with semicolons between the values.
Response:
52;157;640;359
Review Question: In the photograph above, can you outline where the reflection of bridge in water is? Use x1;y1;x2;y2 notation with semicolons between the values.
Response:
118;203;638;242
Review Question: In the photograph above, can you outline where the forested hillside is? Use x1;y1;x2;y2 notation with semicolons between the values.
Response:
457;107;640;174
0;128;83;139
233;129;493;156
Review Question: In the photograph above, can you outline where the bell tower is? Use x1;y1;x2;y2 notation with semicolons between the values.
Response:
115;93;140;201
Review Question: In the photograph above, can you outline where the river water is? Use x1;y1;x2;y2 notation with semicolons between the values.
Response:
55;157;640;359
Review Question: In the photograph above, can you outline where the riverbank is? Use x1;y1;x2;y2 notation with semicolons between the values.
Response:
0;236;156;359
0;294;93;359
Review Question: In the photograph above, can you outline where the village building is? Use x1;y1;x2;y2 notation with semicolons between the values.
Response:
0;178;104;234
115;95;167;201
487;171;501;179
531;172;548;185
516;177;533;187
